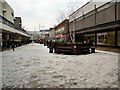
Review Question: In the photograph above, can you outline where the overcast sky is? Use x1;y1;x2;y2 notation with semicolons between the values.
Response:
6;0;90;31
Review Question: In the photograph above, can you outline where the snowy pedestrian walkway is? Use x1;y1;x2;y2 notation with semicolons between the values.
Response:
2;43;118;88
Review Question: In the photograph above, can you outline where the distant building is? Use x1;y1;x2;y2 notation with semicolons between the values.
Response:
39;29;49;40
27;30;50;42
14;17;22;29
27;31;40;41
49;28;55;39
39;29;49;36
54;19;69;41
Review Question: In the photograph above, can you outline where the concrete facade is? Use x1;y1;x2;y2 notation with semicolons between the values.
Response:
0;0;30;51
1;0;14;23
69;0;120;47
69;0;110;23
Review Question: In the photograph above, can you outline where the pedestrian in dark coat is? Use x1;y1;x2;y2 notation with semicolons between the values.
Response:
11;40;15;51
49;40;53;53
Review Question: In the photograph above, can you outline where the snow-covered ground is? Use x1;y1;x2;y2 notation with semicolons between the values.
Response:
1;43;119;88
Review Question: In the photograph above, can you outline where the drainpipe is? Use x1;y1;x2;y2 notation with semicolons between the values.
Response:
115;1;117;47
94;5;97;46
94;5;97;26
81;11;85;40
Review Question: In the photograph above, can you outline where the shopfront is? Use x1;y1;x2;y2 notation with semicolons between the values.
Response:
118;30;120;46
97;31;115;46
85;34;95;43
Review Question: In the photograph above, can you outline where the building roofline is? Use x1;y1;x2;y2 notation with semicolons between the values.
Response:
54;19;69;29
69;0;92;17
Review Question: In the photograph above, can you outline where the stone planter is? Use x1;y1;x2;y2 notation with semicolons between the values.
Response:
53;43;90;55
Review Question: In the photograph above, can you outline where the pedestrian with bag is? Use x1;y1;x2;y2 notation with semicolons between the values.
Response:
11;40;15;51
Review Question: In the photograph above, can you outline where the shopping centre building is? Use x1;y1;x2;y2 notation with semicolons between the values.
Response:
69;0;120;47
0;0;30;50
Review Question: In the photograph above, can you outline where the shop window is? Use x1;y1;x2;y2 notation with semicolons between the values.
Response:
118;31;120;46
98;35;102;43
84;34;95;44
107;31;115;46
97;31;115;46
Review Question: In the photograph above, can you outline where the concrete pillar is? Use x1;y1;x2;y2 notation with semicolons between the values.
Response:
95;32;97;45
115;29;118;47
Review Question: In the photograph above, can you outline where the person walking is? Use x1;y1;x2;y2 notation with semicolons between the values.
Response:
49;40;53;53
11;40;15;51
